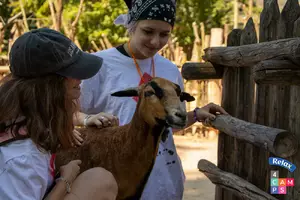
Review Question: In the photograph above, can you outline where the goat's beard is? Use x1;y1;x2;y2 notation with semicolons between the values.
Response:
155;117;169;127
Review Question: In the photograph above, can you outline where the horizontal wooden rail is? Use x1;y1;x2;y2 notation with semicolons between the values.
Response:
198;159;278;200
204;115;298;158
181;62;223;80
203;37;300;67
253;60;300;85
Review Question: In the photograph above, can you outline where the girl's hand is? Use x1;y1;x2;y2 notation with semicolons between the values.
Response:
86;112;119;128
72;129;83;146
59;160;82;184
196;103;228;122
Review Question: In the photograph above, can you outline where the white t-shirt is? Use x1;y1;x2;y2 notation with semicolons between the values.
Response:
80;47;185;200
0;139;54;200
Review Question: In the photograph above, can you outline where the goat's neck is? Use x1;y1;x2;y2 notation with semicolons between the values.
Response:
126;110;165;158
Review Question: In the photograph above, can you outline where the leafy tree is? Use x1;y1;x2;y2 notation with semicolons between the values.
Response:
5;0;128;49
1;0;262;54
175;0;262;46
73;0;128;49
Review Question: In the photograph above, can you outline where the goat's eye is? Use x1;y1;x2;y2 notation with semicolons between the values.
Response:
144;91;155;97
155;91;163;99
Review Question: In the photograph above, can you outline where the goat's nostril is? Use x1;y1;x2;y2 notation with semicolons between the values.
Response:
175;112;186;120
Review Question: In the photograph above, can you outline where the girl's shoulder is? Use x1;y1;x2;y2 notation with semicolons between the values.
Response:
0;139;53;199
154;54;182;78
92;47;118;57
0;139;50;165
92;47;127;62
92;47;133;69
155;54;179;71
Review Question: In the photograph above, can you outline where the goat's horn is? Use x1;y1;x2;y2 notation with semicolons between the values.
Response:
111;88;138;97
180;92;195;102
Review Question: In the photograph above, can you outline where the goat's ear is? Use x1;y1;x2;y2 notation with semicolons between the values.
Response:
180;92;195;102
111;88;138;97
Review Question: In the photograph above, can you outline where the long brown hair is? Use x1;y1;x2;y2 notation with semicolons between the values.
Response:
0;73;76;153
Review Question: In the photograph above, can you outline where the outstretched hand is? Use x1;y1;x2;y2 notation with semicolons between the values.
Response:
195;103;228;122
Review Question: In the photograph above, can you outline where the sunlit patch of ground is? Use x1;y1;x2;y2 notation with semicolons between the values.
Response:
174;135;218;200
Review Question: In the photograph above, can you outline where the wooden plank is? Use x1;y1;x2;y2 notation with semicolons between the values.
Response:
203;37;300;67
226;29;242;47
252;0;281;196
277;0;300;39
259;0;280;42
205;115;298;158
181;62;223;80
237;18;258;193
216;28;242;200
240;18;258;46
293;16;300;37
288;86;300;200
273;1;299;160
254;1;300;199
279;2;300;199
253;60;300;85
198;159;278;200
268;2;300;199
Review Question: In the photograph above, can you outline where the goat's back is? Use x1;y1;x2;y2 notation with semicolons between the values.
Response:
55;125;146;199
55;125;123;172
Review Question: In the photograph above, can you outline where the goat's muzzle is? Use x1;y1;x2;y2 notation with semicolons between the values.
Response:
166;109;187;129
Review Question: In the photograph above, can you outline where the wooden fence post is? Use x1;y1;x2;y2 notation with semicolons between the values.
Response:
215;17;258;200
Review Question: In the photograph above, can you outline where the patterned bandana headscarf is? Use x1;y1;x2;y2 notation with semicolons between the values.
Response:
114;0;176;28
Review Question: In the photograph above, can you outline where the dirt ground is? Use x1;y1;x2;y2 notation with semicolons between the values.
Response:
174;135;218;200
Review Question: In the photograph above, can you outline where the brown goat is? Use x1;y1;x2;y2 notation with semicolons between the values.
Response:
55;77;195;200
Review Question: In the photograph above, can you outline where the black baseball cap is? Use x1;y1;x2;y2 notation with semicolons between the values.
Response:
9;28;102;79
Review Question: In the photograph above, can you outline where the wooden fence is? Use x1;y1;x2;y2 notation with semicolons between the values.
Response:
182;0;300;199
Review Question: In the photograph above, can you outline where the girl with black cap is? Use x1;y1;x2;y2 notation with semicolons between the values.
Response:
79;0;228;199
0;28;118;200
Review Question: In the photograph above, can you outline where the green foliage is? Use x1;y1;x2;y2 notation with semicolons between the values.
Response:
1;0;262;53
1;0;12;21
174;0;230;46
174;0;262;46
74;0;128;49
